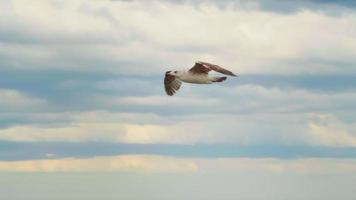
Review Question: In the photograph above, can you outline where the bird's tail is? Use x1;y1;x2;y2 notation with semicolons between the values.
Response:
213;77;227;82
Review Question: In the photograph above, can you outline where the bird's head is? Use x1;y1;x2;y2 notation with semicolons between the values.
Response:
165;70;180;77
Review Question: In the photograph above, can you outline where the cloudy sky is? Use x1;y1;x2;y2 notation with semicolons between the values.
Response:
1;0;356;199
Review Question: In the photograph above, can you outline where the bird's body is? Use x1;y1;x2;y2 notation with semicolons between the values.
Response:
164;61;237;96
175;71;214;84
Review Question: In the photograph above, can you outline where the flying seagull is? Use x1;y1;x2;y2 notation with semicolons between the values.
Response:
164;61;237;96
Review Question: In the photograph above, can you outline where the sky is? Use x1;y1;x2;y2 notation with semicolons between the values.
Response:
1;0;356;199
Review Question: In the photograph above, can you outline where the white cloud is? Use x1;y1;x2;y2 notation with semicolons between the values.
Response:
0;111;166;126
0;155;198;172
306;114;356;147
1;83;356;147
0;155;356;174
0;89;47;111
0;122;126;142
195;158;356;174
115;95;220;106
225;85;356;113
1;0;356;75
0;1;132;44
0;110;353;147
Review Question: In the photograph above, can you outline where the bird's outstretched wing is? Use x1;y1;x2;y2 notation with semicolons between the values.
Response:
164;73;182;96
189;61;237;76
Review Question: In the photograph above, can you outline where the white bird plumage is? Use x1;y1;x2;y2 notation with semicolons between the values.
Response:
164;61;237;96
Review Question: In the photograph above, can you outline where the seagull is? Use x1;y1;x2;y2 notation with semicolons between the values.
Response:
164;61;237;96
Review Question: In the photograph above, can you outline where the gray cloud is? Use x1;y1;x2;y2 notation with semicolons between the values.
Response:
129;0;356;13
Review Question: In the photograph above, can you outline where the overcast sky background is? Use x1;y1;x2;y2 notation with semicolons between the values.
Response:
1;0;356;199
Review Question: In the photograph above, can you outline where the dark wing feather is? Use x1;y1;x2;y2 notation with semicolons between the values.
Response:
189;61;237;76
164;74;182;96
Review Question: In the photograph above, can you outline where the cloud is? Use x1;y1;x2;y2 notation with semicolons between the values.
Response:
1;109;355;148
0;122;126;142
306;114;356;147
103;84;356;116
1;78;356;147
0;119;213;144
144;0;356;12
0;1;133;44
227;85;356;113
0;89;47;112
0;155;356;174
1;0;356;75
115;95;220;107
2;140;356;161
1;0;356;162
0;155;198;172
196;157;356;174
